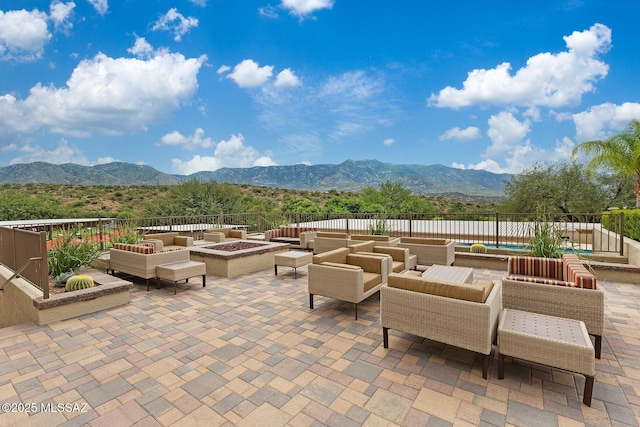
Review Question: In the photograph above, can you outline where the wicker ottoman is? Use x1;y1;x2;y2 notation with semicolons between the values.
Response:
498;309;595;406
156;261;206;294
274;251;313;279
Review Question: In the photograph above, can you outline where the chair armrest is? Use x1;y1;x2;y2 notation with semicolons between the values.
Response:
204;232;225;242
374;246;409;262
174;236;194;247
300;231;317;249
229;230;246;239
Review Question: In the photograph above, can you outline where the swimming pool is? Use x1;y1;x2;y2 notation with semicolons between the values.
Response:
458;243;592;254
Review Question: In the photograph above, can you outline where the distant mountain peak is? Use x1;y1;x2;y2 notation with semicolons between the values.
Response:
0;160;510;198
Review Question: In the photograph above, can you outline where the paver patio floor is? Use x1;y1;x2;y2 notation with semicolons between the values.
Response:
0;265;639;426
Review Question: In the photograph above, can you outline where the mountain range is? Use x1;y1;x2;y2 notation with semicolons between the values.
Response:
0;160;511;198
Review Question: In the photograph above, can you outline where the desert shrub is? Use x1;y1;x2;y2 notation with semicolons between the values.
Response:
48;230;101;277
526;215;565;258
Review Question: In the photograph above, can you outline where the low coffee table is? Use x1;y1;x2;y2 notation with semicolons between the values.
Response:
274;251;313;279
498;308;596;406
422;265;474;284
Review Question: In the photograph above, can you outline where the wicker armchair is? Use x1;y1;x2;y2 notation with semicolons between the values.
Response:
308;247;389;319
397;237;455;266
348;241;416;273
381;273;501;379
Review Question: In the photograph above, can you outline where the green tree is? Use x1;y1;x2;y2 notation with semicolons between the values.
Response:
0;191;70;220
142;179;245;216
572;119;640;208
501;161;607;215
360;181;427;214
280;198;320;213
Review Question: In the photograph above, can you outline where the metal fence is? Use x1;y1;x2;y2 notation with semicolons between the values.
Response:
0;211;626;298
5;211;622;254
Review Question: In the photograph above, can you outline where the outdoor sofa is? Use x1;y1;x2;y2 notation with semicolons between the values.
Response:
381;272;500;379
108;243;190;289
308;247;389;319
264;226;317;250
142;232;194;250
501;253;604;358
350;234;400;247
203;227;246;243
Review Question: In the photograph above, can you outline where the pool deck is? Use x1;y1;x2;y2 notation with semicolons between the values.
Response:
0;265;639;426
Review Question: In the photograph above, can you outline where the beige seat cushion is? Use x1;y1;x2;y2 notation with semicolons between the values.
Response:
388;274;494;303
362;272;382;292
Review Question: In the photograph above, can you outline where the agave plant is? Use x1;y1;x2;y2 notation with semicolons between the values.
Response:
48;229;102;278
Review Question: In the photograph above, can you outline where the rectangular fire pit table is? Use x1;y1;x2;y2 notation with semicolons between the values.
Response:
498;308;596;406
274;251;313;279
189;240;290;278
156;260;206;295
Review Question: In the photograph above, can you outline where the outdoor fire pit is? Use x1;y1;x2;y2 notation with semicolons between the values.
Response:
188;240;290;278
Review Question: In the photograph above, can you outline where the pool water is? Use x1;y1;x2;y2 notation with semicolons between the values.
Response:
459;243;592;254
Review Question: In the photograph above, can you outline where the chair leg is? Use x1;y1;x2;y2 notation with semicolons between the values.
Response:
498;353;505;379
594;335;602;359
383;327;389;348
583;375;595;406
202;274;206;288
482;354;489;380
354;303;358;320
309;294;314;309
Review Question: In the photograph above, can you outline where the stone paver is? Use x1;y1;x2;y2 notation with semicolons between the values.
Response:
0;265;638;426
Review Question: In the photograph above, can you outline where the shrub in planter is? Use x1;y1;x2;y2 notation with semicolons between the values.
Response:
48;229;101;278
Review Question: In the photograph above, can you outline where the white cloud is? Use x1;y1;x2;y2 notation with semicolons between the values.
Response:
189;0;207;7
383;138;395;146
87;0;108;15
465;136;576;174
152;8;198;42
573;102;640;142
227;59;274;88
439;126;481;141
49;1;76;33
274;68;300;87
0;9;51;62
259;6;279;19
429;23;611;109
160;128;214;150
254;69;397;146
127;36;153;58
281;0;334;18
171;134;276;174
9;138;89;165
0;46;206;137
217;64;231;74
95;156;116;164
486;111;531;156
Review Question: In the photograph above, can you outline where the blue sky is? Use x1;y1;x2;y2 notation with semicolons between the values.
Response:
1;0;639;176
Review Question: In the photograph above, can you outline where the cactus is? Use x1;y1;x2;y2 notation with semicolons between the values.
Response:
470;243;487;254
65;274;95;292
